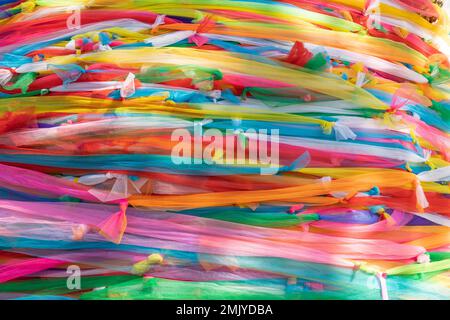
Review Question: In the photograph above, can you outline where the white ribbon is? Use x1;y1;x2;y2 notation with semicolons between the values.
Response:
334;122;357;140
120;72;136;98
0;69;13;86
376;272;389;300
77;173;147;202
418;166;450;182
145;30;196;47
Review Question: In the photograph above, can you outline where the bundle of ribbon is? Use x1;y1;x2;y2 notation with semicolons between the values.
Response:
0;0;448;300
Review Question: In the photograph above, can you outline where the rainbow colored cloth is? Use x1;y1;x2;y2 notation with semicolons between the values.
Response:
0;0;449;300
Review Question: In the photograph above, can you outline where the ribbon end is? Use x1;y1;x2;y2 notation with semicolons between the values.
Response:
98;201;128;244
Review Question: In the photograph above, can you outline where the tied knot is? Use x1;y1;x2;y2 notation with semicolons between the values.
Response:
416;253;430;264
288;204;304;214
320;121;334;135
151;15;166;34
72;224;89;241
132;254;164;275
20;0;36;13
